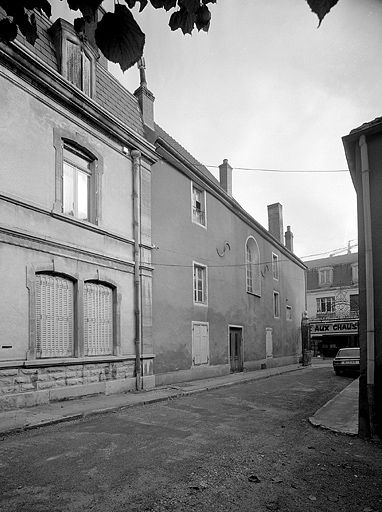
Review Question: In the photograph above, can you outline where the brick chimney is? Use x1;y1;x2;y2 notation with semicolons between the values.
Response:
267;203;284;243
134;57;155;136
285;225;294;252
219;159;232;196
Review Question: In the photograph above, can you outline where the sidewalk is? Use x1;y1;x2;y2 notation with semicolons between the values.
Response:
0;363;358;437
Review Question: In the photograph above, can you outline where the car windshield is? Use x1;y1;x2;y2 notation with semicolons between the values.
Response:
337;348;360;358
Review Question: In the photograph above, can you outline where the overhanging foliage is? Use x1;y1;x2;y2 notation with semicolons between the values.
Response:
0;0;340;71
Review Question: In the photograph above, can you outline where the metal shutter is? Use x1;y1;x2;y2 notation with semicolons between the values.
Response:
84;283;113;356
36;275;74;358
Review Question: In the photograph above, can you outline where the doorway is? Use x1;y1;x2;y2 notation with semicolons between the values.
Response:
229;327;243;373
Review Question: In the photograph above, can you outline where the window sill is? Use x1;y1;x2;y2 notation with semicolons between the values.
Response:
247;291;261;298
23;355;135;368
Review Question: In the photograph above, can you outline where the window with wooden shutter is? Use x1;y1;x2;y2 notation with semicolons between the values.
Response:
84;283;113;356
36;274;74;358
66;39;92;95
192;322;209;366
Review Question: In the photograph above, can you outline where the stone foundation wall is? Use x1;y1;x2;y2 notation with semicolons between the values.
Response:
0;360;137;411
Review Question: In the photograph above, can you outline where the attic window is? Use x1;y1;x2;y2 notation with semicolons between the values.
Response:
66;40;92;95
49;19;97;98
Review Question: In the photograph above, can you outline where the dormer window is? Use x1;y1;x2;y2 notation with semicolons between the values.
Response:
318;267;333;287
49;19;97;98
66;39;92;95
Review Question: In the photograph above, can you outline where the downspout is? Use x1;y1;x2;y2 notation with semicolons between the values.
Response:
359;135;376;435
131;149;142;391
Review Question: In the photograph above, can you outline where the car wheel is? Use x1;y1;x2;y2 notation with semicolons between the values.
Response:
335;370;341;375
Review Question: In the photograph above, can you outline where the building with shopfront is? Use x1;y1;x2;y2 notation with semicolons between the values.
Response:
305;252;359;357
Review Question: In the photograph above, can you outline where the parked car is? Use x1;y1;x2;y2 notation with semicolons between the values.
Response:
333;347;360;375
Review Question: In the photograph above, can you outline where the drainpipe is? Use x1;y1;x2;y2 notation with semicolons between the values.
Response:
131;149;142;391
359;135;376;436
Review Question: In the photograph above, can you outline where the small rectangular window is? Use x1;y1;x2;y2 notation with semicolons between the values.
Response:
286;305;292;320
273;291;280;318
350;294;359;312
193;264;207;305
316;296;335;314
272;253;279;280
318;267;333;286
351;264;358;284
192;185;206;226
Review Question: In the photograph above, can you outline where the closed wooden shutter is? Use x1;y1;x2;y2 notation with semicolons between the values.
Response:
82;52;91;96
36;275;74;358
84;283;113;356
193;323;209;365
67;40;81;90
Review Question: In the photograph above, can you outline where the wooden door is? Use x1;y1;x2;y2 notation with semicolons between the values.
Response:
229;328;243;373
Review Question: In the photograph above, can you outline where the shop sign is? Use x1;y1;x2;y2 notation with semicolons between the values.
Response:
311;321;358;336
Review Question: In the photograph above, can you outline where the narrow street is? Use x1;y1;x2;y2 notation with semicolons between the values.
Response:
1;367;381;512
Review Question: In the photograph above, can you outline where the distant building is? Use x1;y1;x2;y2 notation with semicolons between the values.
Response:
305;252;359;357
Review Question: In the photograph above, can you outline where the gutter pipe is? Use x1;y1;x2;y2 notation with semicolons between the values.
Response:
131;149;142;391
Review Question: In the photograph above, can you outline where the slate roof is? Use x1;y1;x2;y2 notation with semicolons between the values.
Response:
305;252;358;269
154;123;220;187
0;10;145;138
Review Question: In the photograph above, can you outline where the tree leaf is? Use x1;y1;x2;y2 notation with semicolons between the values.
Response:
95;4;145;72
179;0;201;13
73;16;86;35
169;6;195;34
195;4;210;31
23;0;52;18
67;0;103;21
15;12;39;45
125;0;149;12
0;17;18;43
306;0;340;26
0;1;24;18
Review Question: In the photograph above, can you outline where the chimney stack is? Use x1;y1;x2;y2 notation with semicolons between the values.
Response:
267;203;284;243
134;58;155;134
285;225;294;252
219;159;232;196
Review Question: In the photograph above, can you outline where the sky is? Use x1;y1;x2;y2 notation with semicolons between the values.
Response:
53;0;382;260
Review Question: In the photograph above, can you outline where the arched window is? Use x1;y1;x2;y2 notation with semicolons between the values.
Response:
36;274;74;358
246;237;261;296
84;282;114;356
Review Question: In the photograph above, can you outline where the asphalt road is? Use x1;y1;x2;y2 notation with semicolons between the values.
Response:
1;367;381;512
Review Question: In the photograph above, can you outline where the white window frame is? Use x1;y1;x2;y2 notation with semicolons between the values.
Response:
246;236;261;296
318;267;333;287
192;321;209;366
193;262;208;306
53;129;103;225
316;296;335;314
273;291;280;319
191;183;207;228
272;253;279;280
